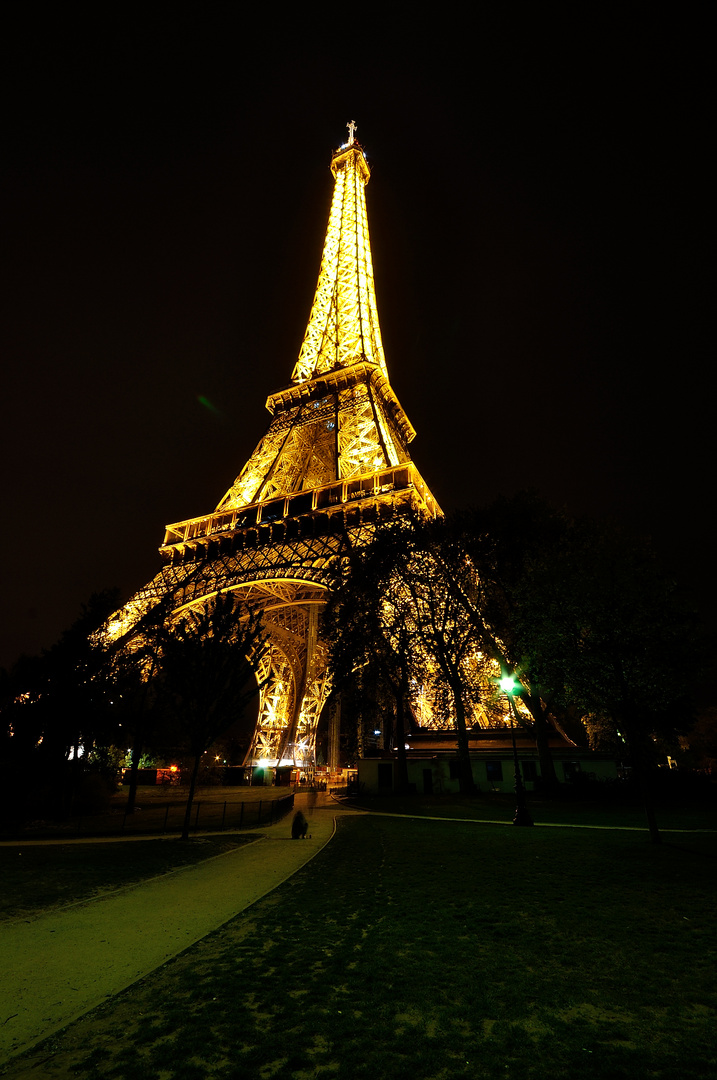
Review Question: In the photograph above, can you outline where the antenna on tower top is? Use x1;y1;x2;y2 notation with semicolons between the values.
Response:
347;120;357;145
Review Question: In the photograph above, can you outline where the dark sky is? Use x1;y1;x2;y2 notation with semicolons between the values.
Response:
1;8;711;670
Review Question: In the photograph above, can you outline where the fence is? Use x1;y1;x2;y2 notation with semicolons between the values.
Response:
8;793;295;840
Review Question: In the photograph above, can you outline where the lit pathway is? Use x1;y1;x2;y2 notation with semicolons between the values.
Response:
0;794;359;1065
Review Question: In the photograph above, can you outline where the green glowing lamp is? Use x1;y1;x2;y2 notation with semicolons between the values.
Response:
499;675;520;695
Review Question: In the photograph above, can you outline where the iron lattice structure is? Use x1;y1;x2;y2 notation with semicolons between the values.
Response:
102;128;440;768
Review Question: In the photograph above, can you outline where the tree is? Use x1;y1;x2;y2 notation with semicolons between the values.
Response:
681;706;717;773
334;504;569;792
149;593;268;840
324;518;485;796
514;519;701;841
1;590;123;819
393;530;484;795
323;525;420;792
423;496;576;787
325;497;701;824
427;497;704;828
103;617;166;815
1;652;51;821
45;590;124;784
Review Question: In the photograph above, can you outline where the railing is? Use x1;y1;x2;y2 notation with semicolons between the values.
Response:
5;794;295;840
161;462;438;548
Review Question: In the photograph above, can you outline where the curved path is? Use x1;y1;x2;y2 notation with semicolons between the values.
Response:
0;793;357;1065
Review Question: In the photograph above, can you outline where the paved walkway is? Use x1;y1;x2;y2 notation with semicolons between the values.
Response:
1;794;357;1065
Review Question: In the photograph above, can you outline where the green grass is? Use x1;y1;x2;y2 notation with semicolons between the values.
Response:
0;837;258;921
107;784;293;808
3;815;716;1080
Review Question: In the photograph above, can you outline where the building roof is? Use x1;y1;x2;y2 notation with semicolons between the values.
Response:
361;730;615;760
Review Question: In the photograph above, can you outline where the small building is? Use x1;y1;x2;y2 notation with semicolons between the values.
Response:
358;729;617;795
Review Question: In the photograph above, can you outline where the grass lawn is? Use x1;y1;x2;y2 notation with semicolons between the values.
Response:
2;814;715;1080
0;837;258;921
347;791;717;831
107;785;294;809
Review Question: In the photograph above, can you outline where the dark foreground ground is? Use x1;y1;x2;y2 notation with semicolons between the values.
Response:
2;808;715;1080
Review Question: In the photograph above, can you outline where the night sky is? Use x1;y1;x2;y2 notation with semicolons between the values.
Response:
1;9;711;670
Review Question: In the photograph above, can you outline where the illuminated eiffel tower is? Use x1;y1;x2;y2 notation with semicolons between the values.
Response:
103;124;440;771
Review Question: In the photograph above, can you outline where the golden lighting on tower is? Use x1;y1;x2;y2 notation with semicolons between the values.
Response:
98;123;441;770
292;138;386;383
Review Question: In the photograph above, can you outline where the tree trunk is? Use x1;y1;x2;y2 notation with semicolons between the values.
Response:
452;689;475;796
394;692;410;794
125;736;143;814
528;703;559;789
633;743;661;844
181;753;201;841
382;696;395;759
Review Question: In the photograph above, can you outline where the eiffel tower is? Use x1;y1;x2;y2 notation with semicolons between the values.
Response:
103;123;440;772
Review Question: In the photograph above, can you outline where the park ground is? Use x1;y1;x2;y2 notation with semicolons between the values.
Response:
1;787;715;1080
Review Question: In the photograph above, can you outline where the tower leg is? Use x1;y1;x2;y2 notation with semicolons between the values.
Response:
274;605;318;766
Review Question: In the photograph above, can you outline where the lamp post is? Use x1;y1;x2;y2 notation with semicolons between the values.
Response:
499;675;534;827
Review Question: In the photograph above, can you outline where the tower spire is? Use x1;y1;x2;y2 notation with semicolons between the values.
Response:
216;129;428;512
292;131;386;382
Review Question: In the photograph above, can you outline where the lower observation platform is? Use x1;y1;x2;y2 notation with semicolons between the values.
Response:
160;461;439;562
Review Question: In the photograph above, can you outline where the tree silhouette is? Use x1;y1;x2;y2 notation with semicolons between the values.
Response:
150;593;268;840
1;590;122;819
514;519;700;841
324;527;418;792
325;519;485;795
422;497;575;786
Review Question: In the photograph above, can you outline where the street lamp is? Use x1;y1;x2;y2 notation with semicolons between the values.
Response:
499;675;534;827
